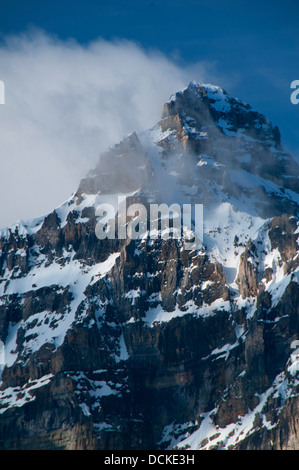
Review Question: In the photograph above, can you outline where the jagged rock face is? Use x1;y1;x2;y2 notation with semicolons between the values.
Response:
158;83;299;217
77;132;154;197
1;82;299;450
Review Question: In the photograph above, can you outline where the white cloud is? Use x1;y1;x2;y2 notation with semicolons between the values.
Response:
0;30;218;228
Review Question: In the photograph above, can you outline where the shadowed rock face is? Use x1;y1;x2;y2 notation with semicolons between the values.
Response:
1;83;299;450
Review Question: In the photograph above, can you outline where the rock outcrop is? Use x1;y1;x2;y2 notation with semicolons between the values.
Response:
1;82;299;450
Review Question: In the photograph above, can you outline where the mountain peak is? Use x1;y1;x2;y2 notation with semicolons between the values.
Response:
2;82;299;450
70;81;299;220
167;81;226;103
161;81;281;147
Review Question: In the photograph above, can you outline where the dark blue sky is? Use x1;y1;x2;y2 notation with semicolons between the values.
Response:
1;0;299;154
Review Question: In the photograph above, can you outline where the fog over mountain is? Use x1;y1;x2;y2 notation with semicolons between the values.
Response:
0;31;223;228
1;81;299;450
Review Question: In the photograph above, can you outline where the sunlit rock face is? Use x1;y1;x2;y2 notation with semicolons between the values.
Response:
1;82;299;450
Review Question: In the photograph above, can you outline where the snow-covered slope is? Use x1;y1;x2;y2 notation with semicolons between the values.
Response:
0;82;299;450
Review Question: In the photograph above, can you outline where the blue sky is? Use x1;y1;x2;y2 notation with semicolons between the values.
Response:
0;0;299;226
1;0;298;151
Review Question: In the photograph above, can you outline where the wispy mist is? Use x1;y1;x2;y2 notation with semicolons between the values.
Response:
0;30;220;228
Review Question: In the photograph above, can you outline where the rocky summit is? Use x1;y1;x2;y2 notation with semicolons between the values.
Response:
1;82;299;450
